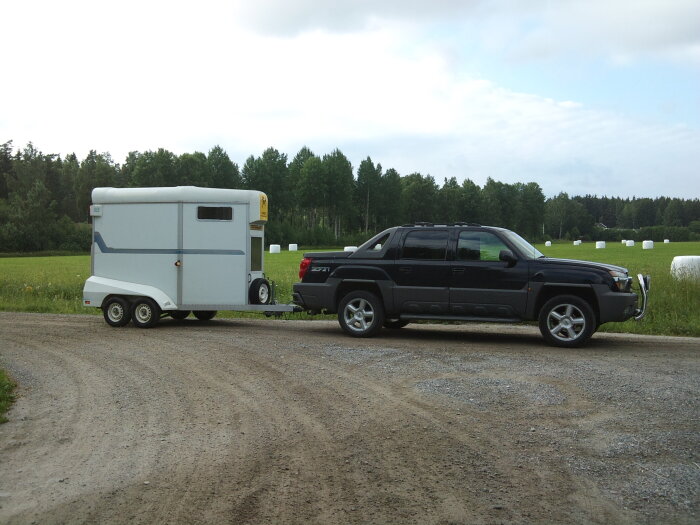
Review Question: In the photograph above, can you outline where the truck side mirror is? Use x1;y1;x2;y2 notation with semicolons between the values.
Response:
499;249;517;266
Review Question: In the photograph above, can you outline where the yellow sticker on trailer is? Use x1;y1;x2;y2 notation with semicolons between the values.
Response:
259;194;268;221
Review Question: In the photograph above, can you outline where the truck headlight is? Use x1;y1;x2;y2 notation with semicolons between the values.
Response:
609;270;632;292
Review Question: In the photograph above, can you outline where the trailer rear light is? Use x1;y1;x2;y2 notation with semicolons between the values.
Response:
299;257;312;279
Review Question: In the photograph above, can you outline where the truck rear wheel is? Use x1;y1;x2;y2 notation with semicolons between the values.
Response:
103;296;131;327
538;295;595;347
338;291;385;337
193;310;217;321
132;298;161;328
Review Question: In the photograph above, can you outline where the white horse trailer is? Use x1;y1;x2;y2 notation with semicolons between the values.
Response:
83;186;298;327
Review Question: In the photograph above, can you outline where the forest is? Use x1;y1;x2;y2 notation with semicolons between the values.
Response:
1;140;699;252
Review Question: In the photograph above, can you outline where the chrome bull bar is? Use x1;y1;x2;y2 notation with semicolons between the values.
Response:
634;273;651;321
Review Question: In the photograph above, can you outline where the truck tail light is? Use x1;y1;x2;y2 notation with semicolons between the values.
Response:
299;257;312;280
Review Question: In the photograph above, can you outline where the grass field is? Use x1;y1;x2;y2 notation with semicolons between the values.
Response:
0;242;698;336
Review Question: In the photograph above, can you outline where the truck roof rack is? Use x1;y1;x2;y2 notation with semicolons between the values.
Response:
401;222;482;227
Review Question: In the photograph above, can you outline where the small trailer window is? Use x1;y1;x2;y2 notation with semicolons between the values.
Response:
251;237;263;271
197;206;232;221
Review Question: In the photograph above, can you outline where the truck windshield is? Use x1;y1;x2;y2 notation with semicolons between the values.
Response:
501;230;544;260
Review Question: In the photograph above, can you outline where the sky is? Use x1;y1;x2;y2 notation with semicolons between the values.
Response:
1;0;699;199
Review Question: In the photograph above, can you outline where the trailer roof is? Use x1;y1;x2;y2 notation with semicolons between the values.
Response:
92;186;265;204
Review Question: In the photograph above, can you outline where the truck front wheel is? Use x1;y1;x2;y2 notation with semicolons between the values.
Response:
103;296;131;327
338;291;385;338
538;295;595;347
132;298;161;328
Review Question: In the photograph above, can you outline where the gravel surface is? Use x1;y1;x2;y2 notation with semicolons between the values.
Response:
0;312;698;524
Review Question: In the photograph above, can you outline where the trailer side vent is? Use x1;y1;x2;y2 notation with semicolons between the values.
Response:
251;237;263;271
198;206;232;221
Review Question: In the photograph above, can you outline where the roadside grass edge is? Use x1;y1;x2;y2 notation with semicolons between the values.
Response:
0;368;17;424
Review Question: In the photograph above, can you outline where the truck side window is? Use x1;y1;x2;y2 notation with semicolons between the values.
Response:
458;231;509;262
368;233;389;251
197;206;232;221
401;230;448;260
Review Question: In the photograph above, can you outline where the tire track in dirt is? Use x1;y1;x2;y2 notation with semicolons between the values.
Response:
1;313;698;524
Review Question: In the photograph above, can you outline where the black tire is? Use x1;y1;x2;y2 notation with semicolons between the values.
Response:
193;310;217;321
170;310;190;320
384;319;409;329
131;298;161;328
538;295;595;347
249;278;272;305
103;296;131;327
338;291;385;338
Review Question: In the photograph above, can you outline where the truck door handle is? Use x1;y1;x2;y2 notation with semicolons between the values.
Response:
399;266;412;273
452;267;465;274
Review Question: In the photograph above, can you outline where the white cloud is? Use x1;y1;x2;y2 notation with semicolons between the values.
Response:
503;0;700;65
233;0;700;66
1;0;698;199
231;0;481;35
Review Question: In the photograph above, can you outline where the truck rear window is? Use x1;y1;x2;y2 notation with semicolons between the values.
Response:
197;206;232;221
401;230;448;260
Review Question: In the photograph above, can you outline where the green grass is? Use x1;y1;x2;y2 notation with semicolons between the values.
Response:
0;243;698;336
0;251;319;319
0;368;16;423
0;255;92;314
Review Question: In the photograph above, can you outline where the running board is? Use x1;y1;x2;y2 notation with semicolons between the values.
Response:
399;314;521;323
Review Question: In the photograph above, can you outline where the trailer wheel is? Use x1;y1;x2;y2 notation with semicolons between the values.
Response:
170;310;190;320
249;278;272;305
132;298;161;328
103;296;131;327
193;310;217;321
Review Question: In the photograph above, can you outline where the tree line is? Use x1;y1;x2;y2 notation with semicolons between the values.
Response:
1;140;698;252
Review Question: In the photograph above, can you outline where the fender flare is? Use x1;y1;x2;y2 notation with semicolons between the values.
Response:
83;276;177;310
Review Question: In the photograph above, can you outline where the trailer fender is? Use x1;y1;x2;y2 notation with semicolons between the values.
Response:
83;276;177;311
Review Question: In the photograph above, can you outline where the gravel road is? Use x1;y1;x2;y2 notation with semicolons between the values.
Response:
0;312;698;524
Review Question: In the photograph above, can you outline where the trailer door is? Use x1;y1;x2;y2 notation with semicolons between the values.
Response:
181;203;248;306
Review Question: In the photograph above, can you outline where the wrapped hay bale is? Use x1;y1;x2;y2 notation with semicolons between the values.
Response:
671;256;700;280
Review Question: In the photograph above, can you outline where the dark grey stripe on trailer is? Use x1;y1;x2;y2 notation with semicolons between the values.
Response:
94;232;245;256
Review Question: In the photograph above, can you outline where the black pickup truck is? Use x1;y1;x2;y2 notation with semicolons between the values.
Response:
292;224;650;347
